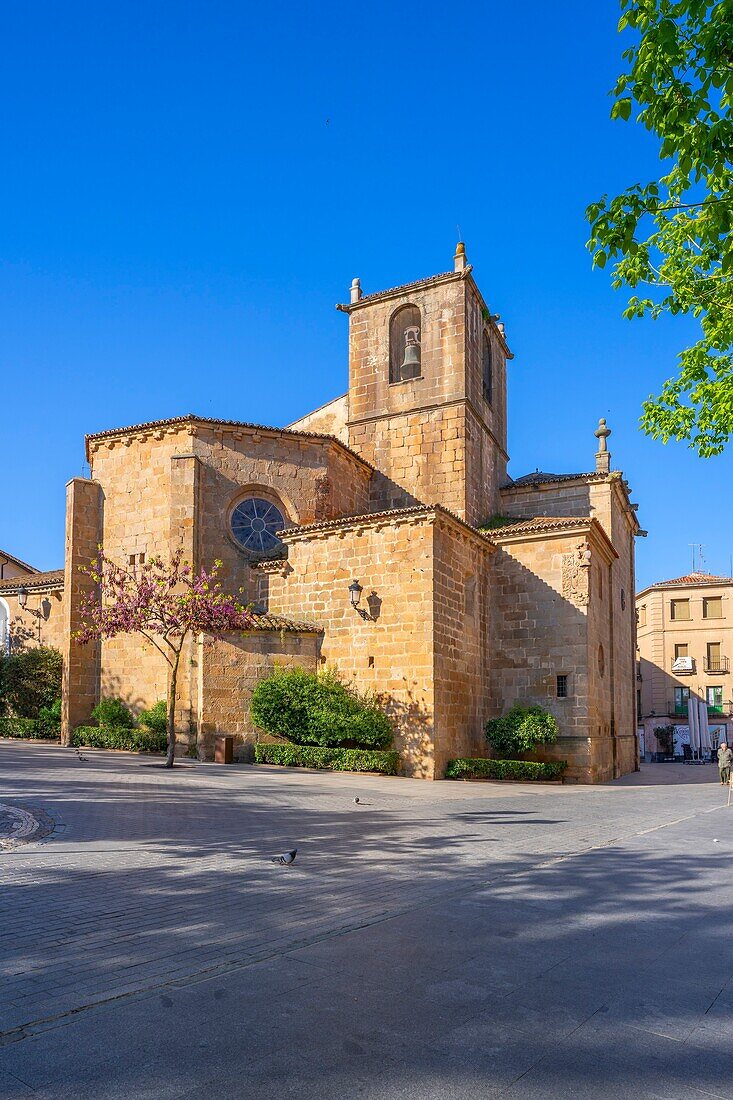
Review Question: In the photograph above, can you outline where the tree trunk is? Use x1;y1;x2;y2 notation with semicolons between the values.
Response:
165;654;180;769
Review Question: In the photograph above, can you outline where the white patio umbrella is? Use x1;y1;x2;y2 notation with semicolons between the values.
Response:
687;696;699;760
697;696;711;758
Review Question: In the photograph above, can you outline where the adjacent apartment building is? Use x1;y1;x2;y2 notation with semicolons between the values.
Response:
636;572;733;756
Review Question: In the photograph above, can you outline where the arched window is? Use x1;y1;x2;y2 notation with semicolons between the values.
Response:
230;497;286;555
0;599;9;654
482;331;493;404
389;305;422;383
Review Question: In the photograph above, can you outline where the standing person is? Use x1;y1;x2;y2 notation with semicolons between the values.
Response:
717;742;732;785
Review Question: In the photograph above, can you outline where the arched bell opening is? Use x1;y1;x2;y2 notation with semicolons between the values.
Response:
389;304;422;383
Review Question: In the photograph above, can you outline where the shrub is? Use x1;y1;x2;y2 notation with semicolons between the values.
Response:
38;698;62;725
254;743;399;774
654;725;675;755
0;647;63;718
251;667;393;748
0;716;60;741
485;704;559;759
72;726;166;753
91;697;134;730
139;700;168;735
445;758;567;781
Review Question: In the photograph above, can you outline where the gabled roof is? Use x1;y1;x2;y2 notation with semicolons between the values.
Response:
339;270;459;308
0;569;64;592
84;414;375;472
651;572;732;590
0;550;39;575
279;503;495;547
505;471;605;487
486;516;618;561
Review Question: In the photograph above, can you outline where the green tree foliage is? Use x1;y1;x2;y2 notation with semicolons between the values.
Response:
587;1;733;455
0;647;62;718
485;704;559;759
91;697;134;730
251;667;393;748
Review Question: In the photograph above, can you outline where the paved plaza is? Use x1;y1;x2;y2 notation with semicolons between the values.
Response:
1;742;733;1098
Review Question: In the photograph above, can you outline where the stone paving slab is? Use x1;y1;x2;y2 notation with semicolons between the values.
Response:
1;742;733;1096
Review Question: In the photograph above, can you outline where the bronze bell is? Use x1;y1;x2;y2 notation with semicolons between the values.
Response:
400;325;421;379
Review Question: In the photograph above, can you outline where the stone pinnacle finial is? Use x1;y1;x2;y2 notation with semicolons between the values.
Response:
454;241;467;272
594;417;611;473
350;277;362;304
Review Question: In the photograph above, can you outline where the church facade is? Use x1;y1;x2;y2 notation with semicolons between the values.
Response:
0;246;642;780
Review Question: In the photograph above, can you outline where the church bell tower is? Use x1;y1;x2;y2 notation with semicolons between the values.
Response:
339;245;512;525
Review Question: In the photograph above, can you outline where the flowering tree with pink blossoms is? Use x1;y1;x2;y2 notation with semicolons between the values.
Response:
75;549;256;767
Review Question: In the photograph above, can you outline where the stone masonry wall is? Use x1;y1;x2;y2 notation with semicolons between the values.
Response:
489;526;626;782
61;478;103;743
288;394;349;444
346;276;470;518
85;421;372;738
2;589;65;653
268;515;437;778
432;522;494;775
589;478;638;776
498;476;639;778
196;630;320;760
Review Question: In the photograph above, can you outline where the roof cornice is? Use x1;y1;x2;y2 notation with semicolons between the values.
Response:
84;414;375;474
279;504;496;550
489;516;618;562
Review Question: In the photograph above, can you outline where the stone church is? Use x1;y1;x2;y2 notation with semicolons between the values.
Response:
0;245;642;780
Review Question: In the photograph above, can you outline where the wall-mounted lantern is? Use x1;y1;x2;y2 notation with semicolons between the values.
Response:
348;580;363;610
17;588;28;609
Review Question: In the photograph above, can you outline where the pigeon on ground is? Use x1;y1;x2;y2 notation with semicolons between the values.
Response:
271;849;297;865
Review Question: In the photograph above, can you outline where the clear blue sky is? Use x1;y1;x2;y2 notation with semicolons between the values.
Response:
1;1;729;590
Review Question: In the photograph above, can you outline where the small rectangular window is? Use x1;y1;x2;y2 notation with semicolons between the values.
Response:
670;599;690;620
128;554;136;566
674;643;689;659
674;686;690;714
556;675;568;699
138;553;146;565
703;596;723;619
707;685;723;712
638;604;647;627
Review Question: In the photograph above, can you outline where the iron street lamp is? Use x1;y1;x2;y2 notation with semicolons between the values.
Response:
348;580;363;610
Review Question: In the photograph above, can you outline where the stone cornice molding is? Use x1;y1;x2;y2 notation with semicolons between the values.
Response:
279;504;495;552
490;516;618;564
85;415;375;476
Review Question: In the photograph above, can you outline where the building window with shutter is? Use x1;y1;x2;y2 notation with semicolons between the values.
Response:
703;596;723;619
670;599;690;620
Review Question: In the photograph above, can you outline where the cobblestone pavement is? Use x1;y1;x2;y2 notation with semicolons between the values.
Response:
1;741;732;1098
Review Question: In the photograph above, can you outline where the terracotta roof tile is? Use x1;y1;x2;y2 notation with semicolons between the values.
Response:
0;569;64;592
279;504;494;544
505;471;605;487
84;414;375;472
652;572;733;589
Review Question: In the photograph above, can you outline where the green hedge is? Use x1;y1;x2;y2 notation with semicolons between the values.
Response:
445;757;568;781
0;716;60;740
72;726;167;753
254;743;400;775
251;667;393;748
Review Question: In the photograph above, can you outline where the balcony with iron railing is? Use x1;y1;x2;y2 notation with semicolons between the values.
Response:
668;697;731;717
704;656;730;673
